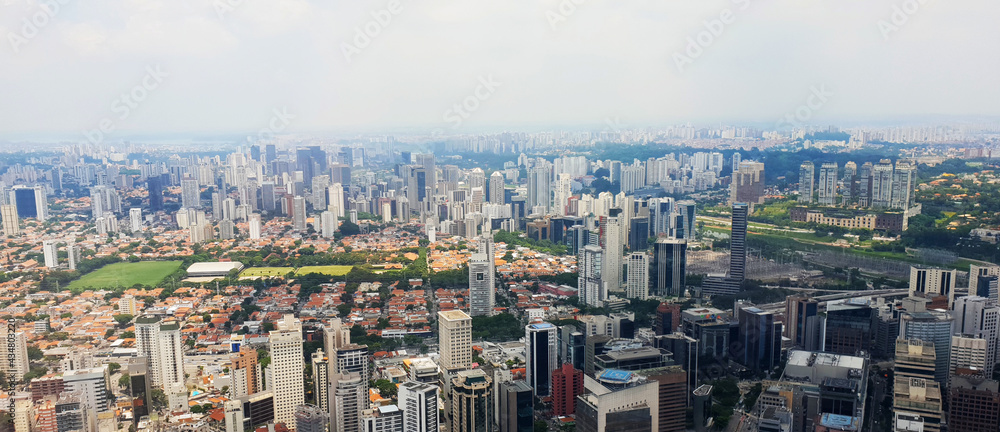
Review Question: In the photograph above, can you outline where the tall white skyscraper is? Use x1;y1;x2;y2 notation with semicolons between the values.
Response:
489;171;505;204
33;185;48;221
398;381;439;432
438;310;472;371
525;322;557;398
181;177;200;209
799;162;815;203
578;245;604;307
331;373;366;432
527;164;552;215
328;183;345;218
312;350;330;412
321;211;337;238
554;173;572;216
0;330;28;378
269;314;305;426
468;236;495;317
134;316;185;391
66;242;79;270
625;252;649;300
1;204;20;236
249;213;262;240
602;216;623;293
952;295;999;376
42;240;58;268
130;208;143;232
818;162;838;205
292;196;307;231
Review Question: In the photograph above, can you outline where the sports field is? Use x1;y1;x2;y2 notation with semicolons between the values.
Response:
296;265;353;276
67;261;182;290
239;267;296;278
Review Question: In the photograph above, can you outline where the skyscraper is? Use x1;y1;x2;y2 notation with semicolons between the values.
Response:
398;381;439;432
824;299;873;355
134;316;185;391
0;330;28;379
451;370;493;432
651;238;686;298
331;373;366;432
147;177;164;211
525;323;557;398
729;203;748;282
230;347;262;399
625;252;649;300
901;310;953;386
969;264;1000;301
499;381;533;432
734;303;782;372
798;162;814;203
1;204;20;236
469;236;495;317
602;216;624;293
181;176;200;209
292;196;307;231
551;364;584;417
909;267;955;307
730;161;765;205
953;295;999;376
527;164;552;215
554;173;572;216
295;404;329;432
438;310;472;371
129;208;143;232
489;171;505;204
817;162;838;205
42;240;58;268
269;314;305;426
784;296;819;349
578;245;604;307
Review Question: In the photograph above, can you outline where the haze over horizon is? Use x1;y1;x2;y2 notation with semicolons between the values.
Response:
2;0;999;141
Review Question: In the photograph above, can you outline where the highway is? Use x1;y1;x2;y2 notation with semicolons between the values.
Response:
754;288;910;312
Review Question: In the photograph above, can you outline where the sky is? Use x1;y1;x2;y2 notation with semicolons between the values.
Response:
0;0;998;141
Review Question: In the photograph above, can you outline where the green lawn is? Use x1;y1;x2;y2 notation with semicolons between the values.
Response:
239;267;295;278
68;261;182;290
296;265;353;276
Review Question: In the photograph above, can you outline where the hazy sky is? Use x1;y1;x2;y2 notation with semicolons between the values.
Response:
1;0;997;140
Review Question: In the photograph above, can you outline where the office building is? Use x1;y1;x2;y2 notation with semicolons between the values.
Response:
398;381;439;432
824;299;873;355
893;377;943;432
552;364;584;417
654;302;681;336
730;202;748;282
900;310;953;386
489;171;505;204
525;322;557;397
799;162;815;203
817;162;838;205
730;161;765;205
635;367;688;432
578;245;604;307
947;373;1000;432
894;338;937;382
147;177;164;211
625;252;649;300
469;236;495;317
783;350;869;430
127;357;152;424
952;295;999;376
269;314;305;426
735;304;782;372
785;296;820;350
969;264;1000;301
438;310;472;371
576;373;659;432
950;335;988;379
651;238;686;298
558;326;586;371
361;405;403;432
527;165;552;215
295;404;329;432
909;267;955;307
292;196;307;230
63;366;111;413
451;369;493;432
499;381;533;432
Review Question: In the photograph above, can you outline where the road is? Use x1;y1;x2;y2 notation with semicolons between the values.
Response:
754;289;909;312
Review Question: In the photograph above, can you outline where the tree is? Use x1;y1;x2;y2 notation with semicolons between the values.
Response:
119;373;131;391
27;346;43;361
339;221;361;236
534;421;548;432
373;379;397;399
151;389;167;410
113;314;134;326
108;362;121;374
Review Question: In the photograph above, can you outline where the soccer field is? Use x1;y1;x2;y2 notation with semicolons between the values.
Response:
67;261;182;290
296;265;353;276
239;267;296;278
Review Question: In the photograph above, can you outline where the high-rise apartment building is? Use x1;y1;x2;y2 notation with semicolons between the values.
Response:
181;176;200;209
311;350;329;412
527;164;552;215
331;372;366;432
469;236;495;317
438;310;472;371
42;240;58;268
1;330;29;379
551;364;584;417
489;171;505;204
1;204;20;236
295;404;329;432
134;316;184;391
601;216;623;293
625;252;649;300
230;347;262;398
730;161;765;205
268;314;305;426
525;323;557;398
398;381;439;432
578;245;604;307
799;162;814;203
292;196;307;231
817;162;838;205
130;208;143;232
